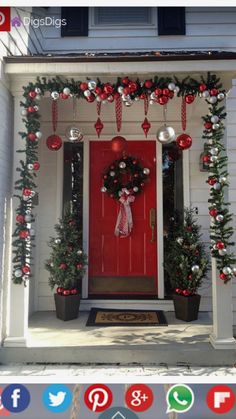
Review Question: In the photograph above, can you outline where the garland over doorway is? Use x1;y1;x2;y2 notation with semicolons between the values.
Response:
12;73;236;285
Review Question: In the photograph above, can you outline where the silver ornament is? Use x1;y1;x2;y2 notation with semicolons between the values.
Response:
88;80;97;90
208;96;217;104
50;262;54;268
21;109;27;116
210;147;219;155
202;90;210;98
219;248;227;256
51;91;59;100
210;115;219;124
156;125;176;144
65;126;83;142
150;92;156;100
109;171;115;177
22;275;29;281
223;267;232;275
77;249;83;255
101;186;107;193
176;237;183;245
217;93;225;100
219;176;227;184
35;131;42;139
143;168;150;175
191;265;200;273
84;89;91;98
15;269;23;278
133;186;139;192
210;156;218;162
174;86;180;93
27;164;34;171
119;162;126;169
35;87;41;94
34;105;39;112
212;123;220;130
118;86;124;94
54;238;61;244
168;82;176;91
216;214;224;222
63;87;71;95
213;182;221;190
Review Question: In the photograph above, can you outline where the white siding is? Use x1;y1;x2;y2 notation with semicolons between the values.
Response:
34;7;236;53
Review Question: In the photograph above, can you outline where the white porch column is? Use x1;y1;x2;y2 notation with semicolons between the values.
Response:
4;92;29;347
210;79;236;350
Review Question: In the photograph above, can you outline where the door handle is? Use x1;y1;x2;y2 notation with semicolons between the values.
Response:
149;208;156;243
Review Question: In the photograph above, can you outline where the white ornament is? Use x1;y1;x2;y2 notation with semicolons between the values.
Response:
109;171;115;177
35;131;42;139
216;214;224;222
191;265;200;273
156;125;176;144
219;176;227;184
208;96;217;104
168;82;176;91
210;147;219;155
102;100;108;105
210;156;218;163
77;249;83;255
135;97;140;101
101;186;107;193
133;186;139;192
125;101;132;107
84;89;91;98
212;123;220;130
219;248;227;256
174;86;180;93
63;87;71;95
223;267;232;275
217;93;225;100
119;162;126;169
150;92;156;100
118;86;124;94
202;90;210;98
21;109;27;116
213;182;221;190
88;80;97;90
34;105;39;112
54;238;61;244
35;87;41;94
143;168;150;175
51;91;59;100
149;100;155;105
15;269;23;278
27;164;34;171
122;94;130;102
210;115;219;124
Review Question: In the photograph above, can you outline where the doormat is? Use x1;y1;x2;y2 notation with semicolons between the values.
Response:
86;308;168;326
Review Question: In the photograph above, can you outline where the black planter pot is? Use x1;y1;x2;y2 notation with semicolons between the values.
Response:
173;293;201;322
54;293;80;321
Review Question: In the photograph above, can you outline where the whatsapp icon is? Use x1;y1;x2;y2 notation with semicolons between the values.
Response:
166;384;194;413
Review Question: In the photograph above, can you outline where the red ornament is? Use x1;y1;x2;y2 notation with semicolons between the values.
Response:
210;88;218;96
168;91;174;99
139;93;146;99
22;265;30;274
199;83;207;92
123;87;130;95
175;288;182;294
144;80;153;89
33;161;40;170
80;82;88;91
103;84;113;94
16;214;25;223
86;94;95;103
60;93;69;100
188;274;193;280
141;117;151;137
122;77;129;85
28;133;37;141
46;135;62;151
63;289;70;296
185;94;195;104
23;188;32;196
208;178;217;186
27;106;35;113
19;230;29;239
204;122;212;130
28;91;37;98
59;263;67;270
70;288;78;295
77;263;83;270
155;88;162;96
209;209;218;217
176;133;192;150
220;272;227;280
100;92;108;101
95;86;102;95
203;155;211;163
162;88;170;96
94;117;104;138
111;136;127;152
183;290;190;296
158;95;168;105
57;287;64;294
216;241;225;249
129;82;138;92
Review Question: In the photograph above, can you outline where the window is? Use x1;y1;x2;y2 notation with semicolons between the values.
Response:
94;7;152;26
61;7;88;37
158;7;186;35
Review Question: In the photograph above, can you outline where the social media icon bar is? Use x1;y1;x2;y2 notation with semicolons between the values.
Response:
43;384;72;413
98;406;139;419
206;385;235;414
0;8;11;32
84;384;113;413
1;384;30;413
125;384;153;412
166;384;194;414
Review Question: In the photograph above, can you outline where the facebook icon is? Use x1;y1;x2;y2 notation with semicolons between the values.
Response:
1;384;30;412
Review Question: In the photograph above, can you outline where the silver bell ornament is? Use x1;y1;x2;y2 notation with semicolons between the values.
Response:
191;265;200;273
101;186;107;193
51;91;60;100
143;168;150;175
223;266;232;275
156;125;176;144
65;126;83;142
14;269;23;278
119;162;126;169
219;248;227;256
210;115;219;124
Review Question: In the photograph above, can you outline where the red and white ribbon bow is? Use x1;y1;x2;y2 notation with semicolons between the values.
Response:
114;188;135;238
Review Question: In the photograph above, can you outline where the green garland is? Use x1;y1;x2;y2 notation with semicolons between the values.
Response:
12;73;236;285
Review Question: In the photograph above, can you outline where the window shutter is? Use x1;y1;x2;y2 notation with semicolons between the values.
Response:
158;7;185;36
61;7;89;37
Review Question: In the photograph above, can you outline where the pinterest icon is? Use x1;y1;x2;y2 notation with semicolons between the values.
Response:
84;384;113;413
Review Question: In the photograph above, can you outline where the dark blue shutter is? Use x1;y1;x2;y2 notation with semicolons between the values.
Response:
158;7;185;36
61;7;89;37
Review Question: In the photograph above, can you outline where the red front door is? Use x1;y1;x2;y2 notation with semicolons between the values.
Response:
89;141;157;296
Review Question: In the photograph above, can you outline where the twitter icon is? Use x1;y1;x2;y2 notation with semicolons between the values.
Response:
43;384;72;413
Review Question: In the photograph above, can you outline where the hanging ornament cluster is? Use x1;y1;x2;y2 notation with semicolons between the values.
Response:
176;97;193;150
46;100;62;151
13;73;236;285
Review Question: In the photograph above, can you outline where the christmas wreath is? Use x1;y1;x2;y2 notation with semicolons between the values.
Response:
101;155;150;201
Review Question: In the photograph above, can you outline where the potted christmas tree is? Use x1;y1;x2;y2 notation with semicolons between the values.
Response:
164;208;209;321
45;212;87;321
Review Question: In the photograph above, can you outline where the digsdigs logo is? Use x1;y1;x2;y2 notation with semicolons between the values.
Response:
23;16;67;29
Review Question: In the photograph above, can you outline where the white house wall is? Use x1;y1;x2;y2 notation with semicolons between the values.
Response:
32;7;236;54
36;90;218;312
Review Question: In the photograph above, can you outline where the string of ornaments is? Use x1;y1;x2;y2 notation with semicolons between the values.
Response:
13;73;236;284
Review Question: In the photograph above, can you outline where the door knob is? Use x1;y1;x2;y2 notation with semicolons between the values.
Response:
149;208;156;243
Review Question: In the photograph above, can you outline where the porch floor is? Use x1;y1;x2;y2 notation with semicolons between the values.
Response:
1;311;236;366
